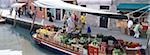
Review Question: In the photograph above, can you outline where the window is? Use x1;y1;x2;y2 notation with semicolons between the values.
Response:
81;5;86;7
100;6;110;10
40;7;42;11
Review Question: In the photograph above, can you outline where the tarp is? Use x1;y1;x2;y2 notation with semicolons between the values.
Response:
33;0;119;15
117;3;150;12
77;0;112;5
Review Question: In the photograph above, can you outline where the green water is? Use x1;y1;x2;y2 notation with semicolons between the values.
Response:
0;24;58;55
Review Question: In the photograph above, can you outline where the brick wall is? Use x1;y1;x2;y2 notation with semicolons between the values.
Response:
28;0;47;19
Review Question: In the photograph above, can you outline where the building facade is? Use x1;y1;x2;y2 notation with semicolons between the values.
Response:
27;0;76;20
0;0;16;8
27;0;47;19
116;0;150;34
77;0;118;29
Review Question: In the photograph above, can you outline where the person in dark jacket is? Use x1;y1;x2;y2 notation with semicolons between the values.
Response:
18;8;21;17
10;8;13;15
48;12;53;22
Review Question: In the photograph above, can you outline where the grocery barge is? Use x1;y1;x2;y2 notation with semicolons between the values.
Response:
32;25;145;55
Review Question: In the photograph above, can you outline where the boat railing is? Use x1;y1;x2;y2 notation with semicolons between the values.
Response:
35;34;82;55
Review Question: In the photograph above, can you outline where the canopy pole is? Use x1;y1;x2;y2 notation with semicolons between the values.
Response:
138;9;149;19
146;34;150;55
13;10;17;27
126;5;150;15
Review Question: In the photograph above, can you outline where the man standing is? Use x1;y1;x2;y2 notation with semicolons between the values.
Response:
63;12;68;26
127;18;133;36
18;8;21;17
80;13;86;28
133;22;141;38
66;14;75;33
48;12;53;22
10;8;13;15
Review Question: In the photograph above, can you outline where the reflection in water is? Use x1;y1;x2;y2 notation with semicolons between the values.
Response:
0;24;58;55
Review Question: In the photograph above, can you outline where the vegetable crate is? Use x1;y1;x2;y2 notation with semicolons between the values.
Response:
88;45;99;55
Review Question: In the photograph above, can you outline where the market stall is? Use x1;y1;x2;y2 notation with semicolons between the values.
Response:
32;25;144;55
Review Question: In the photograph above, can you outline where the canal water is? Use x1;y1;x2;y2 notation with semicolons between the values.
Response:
0;24;58;55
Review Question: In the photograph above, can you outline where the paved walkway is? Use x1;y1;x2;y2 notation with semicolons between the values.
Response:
0;8;148;49
0;9;64;27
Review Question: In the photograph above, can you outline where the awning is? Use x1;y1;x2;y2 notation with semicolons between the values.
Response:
11;3;26;8
34;0;119;15
33;0;128;19
117;3;150;12
77;0;112;5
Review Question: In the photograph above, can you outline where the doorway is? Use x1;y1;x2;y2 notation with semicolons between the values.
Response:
56;9;61;20
100;16;108;28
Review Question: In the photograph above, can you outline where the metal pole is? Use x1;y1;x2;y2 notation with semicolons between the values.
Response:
30;12;36;32
146;34;150;55
13;9;17;27
126;5;150;15
138;9;149;19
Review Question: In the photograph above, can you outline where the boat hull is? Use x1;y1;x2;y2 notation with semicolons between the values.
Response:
33;38;71;55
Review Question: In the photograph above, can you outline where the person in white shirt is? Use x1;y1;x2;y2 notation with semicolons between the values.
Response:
127;18;133;35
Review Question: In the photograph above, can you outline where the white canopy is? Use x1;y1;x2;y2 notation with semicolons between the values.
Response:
11;3;26;8
77;0;112;5
33;0;119;15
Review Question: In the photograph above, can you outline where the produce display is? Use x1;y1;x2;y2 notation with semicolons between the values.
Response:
33;25;144;55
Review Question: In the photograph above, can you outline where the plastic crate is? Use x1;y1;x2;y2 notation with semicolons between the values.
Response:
88;45;99;55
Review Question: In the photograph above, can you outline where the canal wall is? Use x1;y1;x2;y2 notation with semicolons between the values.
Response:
4;17;41;31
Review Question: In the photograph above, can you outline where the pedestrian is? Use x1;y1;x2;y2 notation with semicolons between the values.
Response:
87;25;91;42
63;12;68;26
87;25;91;34
29;9;33;18
74;13;78;26
66;13;75;33
10;8;13;15
20;8;23;15
51;16;55;22
127;18;133;36
32;10;37;19
18;8;21;17
133;22;141;38
48;12;53;22
15;8;18;16
80;13;86;28
141;21;148;37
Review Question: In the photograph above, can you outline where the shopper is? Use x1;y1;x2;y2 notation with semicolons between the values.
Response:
87;25;91;42
18;8;21;17
80;13;86;28
73;13;78;28
51;16;55;22
66;14;75;33
133;22;141;38
127;18;133;36
63;12;68;26
29;10;33;18
20;8;23;15
48;12;53;22
141;21;148;37
10;8;13;15
87;25;91;34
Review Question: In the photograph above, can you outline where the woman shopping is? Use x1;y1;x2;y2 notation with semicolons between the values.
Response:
133;22;141;38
